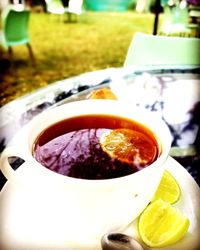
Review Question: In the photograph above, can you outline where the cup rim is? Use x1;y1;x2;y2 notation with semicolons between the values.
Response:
24;99;172;186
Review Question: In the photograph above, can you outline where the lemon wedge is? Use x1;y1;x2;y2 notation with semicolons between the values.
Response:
90;88;117;100
152;170;181;204
138;199;190;248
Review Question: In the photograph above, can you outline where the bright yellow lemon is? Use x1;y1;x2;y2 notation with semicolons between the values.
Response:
138;199;190;248
152;170;181;204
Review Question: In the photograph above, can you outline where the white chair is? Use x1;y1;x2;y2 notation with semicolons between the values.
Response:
67;0;83;15
124;32;200;66
65;0;83;22
45;0;65;15
44;0;83;21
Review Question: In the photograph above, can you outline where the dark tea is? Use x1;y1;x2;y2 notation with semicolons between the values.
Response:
33;114;160;180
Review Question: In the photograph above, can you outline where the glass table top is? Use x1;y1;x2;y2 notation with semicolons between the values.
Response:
0;65;199;188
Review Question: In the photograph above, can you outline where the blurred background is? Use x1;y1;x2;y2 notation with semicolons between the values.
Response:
0;0;199;107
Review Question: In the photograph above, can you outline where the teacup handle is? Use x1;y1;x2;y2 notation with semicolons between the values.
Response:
0;146;28;181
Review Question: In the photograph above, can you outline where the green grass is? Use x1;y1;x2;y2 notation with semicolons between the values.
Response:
0;11;157;106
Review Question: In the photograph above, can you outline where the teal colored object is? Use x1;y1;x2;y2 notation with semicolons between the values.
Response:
124;32;200;66
0;9;34;60
85;0;132;11
5;10;30;46
160;4;190;35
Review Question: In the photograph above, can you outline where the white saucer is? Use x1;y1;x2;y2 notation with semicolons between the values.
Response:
0;157;199;250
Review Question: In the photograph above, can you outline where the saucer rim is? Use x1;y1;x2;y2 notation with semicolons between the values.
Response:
0;156;199;250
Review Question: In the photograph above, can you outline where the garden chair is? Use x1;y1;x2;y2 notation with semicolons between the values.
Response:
64;0;83;22
159;1;191;37
124;32;200;66
45;0;65;15
0;9;34;61
45;0;83;22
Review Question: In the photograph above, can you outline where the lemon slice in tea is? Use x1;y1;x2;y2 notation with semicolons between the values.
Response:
138;199;190;248
100;128;158;166
152;170;181;204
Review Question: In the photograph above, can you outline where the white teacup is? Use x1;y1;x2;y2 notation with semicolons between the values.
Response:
0;100;172;242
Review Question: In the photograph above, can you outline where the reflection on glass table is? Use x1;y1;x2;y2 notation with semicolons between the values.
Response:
0;65;199;188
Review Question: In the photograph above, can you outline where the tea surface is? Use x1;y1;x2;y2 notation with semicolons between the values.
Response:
33;115;160;179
